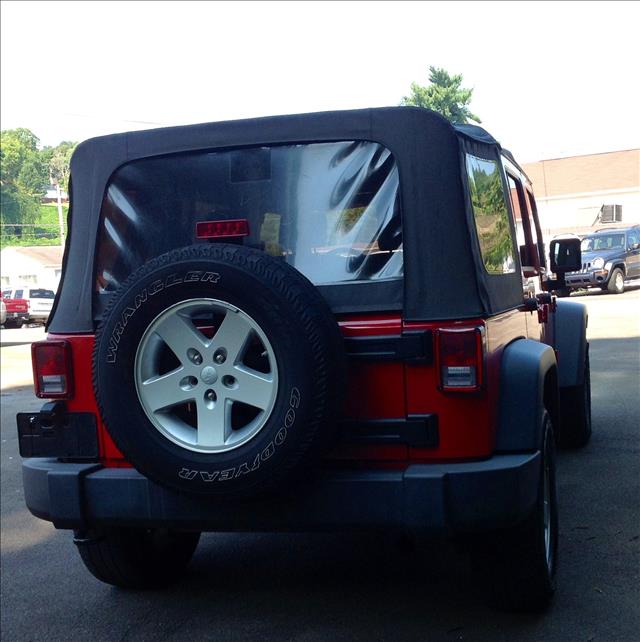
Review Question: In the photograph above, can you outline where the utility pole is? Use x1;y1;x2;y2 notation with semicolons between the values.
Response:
56;183;65;246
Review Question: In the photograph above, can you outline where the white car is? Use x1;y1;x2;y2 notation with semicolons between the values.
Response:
1;286;56;324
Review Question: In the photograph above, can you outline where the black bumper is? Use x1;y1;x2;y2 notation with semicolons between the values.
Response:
564;270;608;288
22;453;540;534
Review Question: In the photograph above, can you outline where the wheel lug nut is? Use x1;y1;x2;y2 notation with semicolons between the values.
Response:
222;375;237;389
214;349;227;364
204;389;217;408
187;348;203;365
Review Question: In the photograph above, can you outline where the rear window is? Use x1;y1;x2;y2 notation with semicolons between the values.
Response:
95;141;403;293
28;289;55;299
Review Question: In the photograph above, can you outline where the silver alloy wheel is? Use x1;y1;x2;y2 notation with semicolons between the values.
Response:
134;299;278;453
615;271;624;292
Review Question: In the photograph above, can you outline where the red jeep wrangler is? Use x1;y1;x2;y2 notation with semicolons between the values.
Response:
18;108;590;611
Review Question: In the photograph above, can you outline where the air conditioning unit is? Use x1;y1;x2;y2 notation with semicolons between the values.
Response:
600;204;623;223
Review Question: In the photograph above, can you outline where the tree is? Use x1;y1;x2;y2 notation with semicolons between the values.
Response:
42;140;76;190
1;128;48;229
400;66;481;124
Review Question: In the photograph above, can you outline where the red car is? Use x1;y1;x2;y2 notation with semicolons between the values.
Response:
18;108;590;611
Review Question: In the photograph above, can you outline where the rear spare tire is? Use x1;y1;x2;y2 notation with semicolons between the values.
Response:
93;244;346;497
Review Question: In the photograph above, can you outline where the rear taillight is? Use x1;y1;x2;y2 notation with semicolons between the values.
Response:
196;219;250;239
436;327;484;392
31;340;73;399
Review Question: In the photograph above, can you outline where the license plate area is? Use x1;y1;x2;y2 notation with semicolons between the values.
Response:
17;409;99;459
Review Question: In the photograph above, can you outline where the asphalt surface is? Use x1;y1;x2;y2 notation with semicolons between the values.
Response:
1;290;639;641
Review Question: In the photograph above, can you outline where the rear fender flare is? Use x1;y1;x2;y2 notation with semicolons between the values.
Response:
554;300;588;388
495;339;558;452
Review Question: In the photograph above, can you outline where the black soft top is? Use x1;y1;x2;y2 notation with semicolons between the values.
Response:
49;107;524;333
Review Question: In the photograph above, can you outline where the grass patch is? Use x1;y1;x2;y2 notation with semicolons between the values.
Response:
1;203;68;248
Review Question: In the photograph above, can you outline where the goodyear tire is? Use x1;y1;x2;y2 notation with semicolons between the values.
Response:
93;244;346;497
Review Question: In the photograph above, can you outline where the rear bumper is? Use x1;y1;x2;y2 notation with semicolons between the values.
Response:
22;453;540;534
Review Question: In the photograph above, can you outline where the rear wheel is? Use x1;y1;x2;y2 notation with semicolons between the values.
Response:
473;412;558;612
558;351;592;448
74;528;200;589
607;268;625;294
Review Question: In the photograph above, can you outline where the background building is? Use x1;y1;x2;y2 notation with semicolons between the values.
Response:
522;148;640;237
0;246;63;290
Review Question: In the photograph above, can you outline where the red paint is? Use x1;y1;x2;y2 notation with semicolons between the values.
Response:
46;307;531;468
44;334;126;463
3;298;29;314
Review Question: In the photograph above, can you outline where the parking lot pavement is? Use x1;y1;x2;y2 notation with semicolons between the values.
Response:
0;327;46;390
0;324;46;347
1;292;639;641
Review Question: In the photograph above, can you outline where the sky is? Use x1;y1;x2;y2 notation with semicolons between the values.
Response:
1;0;639;163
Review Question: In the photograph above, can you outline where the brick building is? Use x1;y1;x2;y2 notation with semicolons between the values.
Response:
522;149;640;238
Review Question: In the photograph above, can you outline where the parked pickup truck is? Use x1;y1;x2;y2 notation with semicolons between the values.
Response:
2;286;55;325
1;295;30;328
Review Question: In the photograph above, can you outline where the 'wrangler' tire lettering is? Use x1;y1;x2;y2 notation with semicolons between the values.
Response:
93;244;345;498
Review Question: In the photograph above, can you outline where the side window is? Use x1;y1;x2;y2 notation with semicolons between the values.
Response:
14;290;24;299
526;189;547;270
507;173;538;272
627;231;639;248
466;154;516;275
2;290;11;299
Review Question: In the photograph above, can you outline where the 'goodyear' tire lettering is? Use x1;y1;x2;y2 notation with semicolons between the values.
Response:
177;387;300;482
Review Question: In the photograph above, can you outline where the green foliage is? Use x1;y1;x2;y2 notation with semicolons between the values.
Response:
42;140;76;190
467;159;514;273
1;184;41;226
1;128;48;231
1;129;76;245
0;204;68;248
401;66;481;124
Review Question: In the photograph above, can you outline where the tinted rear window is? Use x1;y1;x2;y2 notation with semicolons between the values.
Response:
95;141;403;292
28;289;55;299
